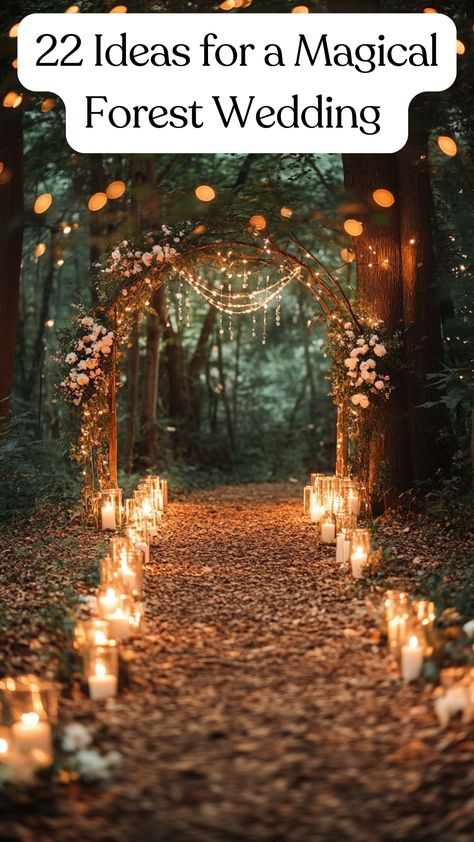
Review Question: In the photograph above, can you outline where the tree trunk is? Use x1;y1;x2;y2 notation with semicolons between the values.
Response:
342;153;410;510
124;312;140;474
396;104;453;480
140;290;162;464
26;228;59;398
188;306;216;430
216;332;235;450
0;107;23;421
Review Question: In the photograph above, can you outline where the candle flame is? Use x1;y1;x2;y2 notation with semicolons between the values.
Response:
95;663;106;678
409;636;419;648
94;630;107;644
21;712;40;726
0;738;8;753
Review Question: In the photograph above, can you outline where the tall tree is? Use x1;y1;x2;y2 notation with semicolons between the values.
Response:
0;107;23;421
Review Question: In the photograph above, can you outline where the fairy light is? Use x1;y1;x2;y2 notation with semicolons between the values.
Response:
372;188;395;208
219;0;235;8
110;4;127;11
35;243;46;257
456;39;465;55
344;219;363;237
65;4;80;11
106;180;126;200
195;184;216;202
9;23;19;37
88;192;108;212
34;193;53;214
292;5;309;12
3;91;22;108
249;214;267;231
437;135;457;157
280;207;293;218
40;98;56;113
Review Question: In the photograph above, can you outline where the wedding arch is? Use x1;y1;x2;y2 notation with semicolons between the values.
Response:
59;218;391;512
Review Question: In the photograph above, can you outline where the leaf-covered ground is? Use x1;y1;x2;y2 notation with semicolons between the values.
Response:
1;483;474;842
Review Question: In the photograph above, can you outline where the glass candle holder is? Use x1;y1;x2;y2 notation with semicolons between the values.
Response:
83;642;119;701
134;490;159;543
320;514;336;544
107;546;143;598
99;593;134;642
303;485;312;515
74;618;113;650
125;525;150;566
124;498;137;527
384;590;410;661
0;675;58;765
96;486;123;531
309;491;325;523
161;479;168;508
350;528;371;578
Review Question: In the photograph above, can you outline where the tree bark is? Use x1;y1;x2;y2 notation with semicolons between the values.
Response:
140;290;162;464
26;228;59;397
0;107;23;421
342;153;411;510
188;306;216;430
124;312;140;474
396;105;453;480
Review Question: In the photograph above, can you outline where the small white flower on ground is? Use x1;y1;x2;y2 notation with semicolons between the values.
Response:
63;723;92;753
75;749;122;784
463;619;474;639
374;344;387;357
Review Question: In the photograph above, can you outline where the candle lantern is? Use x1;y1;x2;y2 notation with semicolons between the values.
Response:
342;478;361;518
0;675;58;766
98;591;134;642
309;491;325;524
124;498;137;527
96;486;122;531
320;514;336;544
125;525;150;566
335;514;353;564
303;485;312;515
401;634;424;682
83;642;119;701
134;490;159;543
350;528;371;578
147;476;164;513
161;479;168;508
384;590;410;661
74;618;113;650
108;541;143;597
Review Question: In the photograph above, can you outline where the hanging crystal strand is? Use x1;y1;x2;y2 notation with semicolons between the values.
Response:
252;312;257;338
185;282;191;327
242;259;248;290
262;304;267;345
275;291;281;327
176;276;183;322
165;280;172;328
219;284;224;335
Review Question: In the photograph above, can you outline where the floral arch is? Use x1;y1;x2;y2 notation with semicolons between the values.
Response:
59;219;392;513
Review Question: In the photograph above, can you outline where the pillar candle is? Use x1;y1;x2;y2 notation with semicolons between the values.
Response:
336;533;346;564
105;609;131;642
88;663;118;701
321;521;335;543
136;541;150;566
401;635;423;682
101;501;116;531
350;548;367;579
11;713;52;755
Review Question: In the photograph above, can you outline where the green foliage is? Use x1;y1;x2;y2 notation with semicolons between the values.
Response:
0;414;78;529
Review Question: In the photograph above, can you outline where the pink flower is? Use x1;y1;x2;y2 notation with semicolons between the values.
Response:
374;344;386;357
65;352;77;365
76;373;89;386
352;393;370;408
142;252;153;267
375;380;385;390
344;358;358;370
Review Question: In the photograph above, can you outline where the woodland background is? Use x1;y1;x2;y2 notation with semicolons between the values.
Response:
0;0;473;525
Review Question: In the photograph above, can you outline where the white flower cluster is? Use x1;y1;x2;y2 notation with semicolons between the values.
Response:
105;225;183;294
341;322;389;410
62;723;121;784
61;317;113;406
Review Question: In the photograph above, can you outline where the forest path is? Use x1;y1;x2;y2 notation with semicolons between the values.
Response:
3;483;467;842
